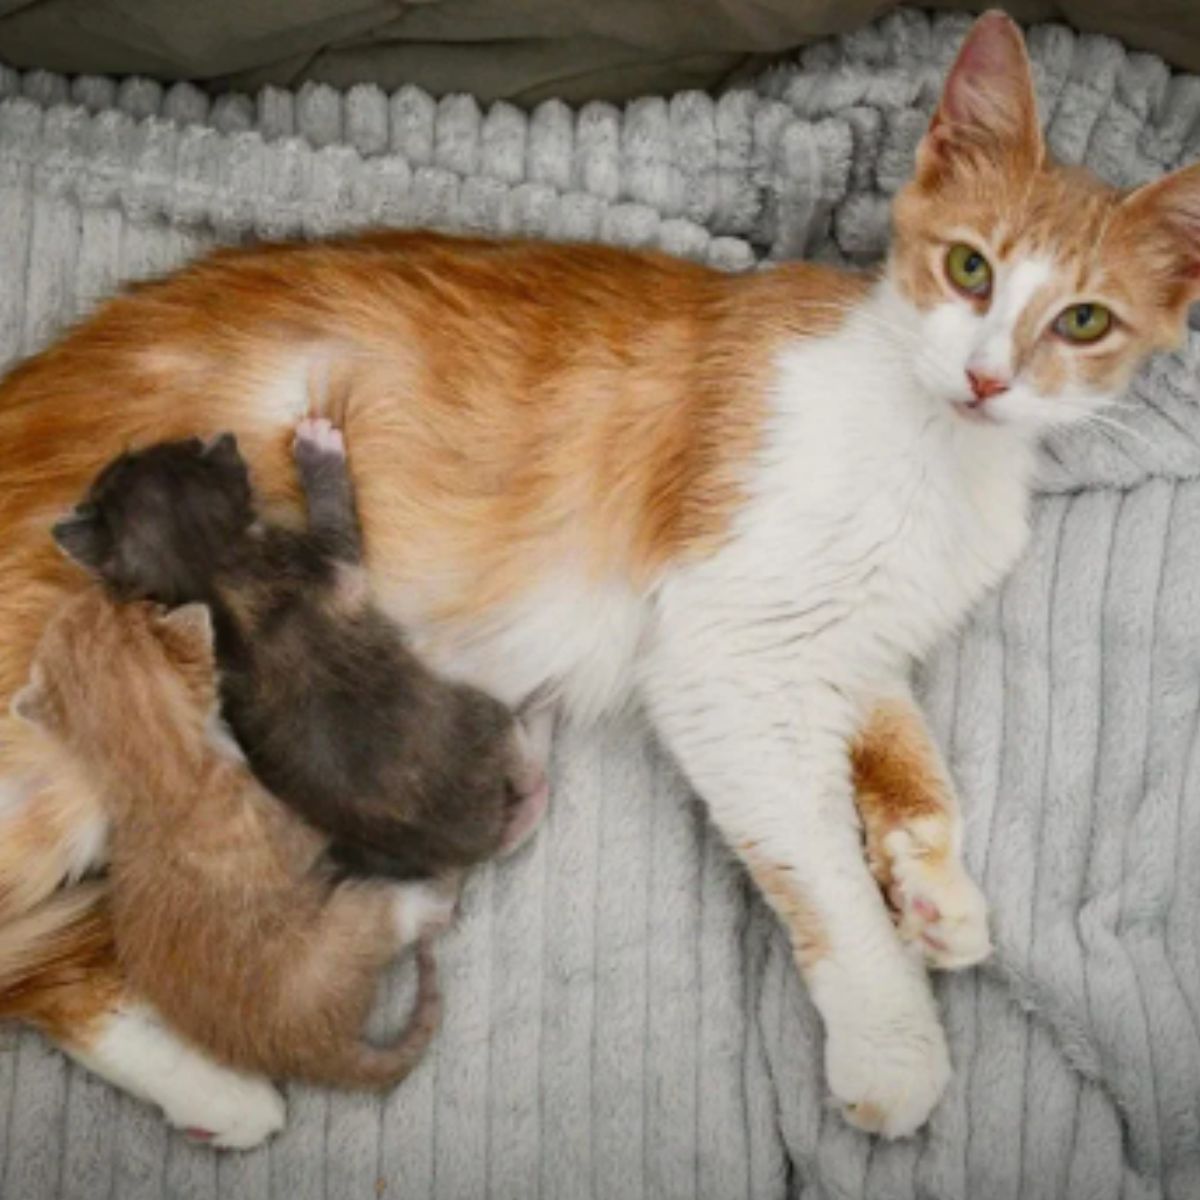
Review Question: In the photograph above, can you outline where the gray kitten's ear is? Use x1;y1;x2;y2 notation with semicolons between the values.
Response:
156;603;215;662
202;432;241;466
51;506;107;573
10;668;54;730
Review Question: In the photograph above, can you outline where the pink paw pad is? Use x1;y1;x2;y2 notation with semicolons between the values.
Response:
183;1127;216;1142
294;417;345;458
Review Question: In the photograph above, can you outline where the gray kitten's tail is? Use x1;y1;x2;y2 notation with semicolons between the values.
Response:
324;937;443;1090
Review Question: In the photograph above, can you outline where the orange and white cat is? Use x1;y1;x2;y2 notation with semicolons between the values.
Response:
2;11;1198;1142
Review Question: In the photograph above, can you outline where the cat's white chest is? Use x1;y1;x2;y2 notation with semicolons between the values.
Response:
686;329;1034;681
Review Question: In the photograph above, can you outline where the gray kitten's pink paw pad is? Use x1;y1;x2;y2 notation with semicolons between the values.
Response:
294;416;345;460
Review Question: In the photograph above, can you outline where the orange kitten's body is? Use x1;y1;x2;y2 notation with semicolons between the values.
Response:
2;11;1199;1144
13;590;447;1098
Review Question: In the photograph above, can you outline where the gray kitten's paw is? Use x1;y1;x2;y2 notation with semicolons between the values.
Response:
294;416;345;463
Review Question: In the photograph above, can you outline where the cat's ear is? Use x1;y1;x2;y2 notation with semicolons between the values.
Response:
917;11;1042;184
10;667;56;731
155;603;215;665
52;506;108;573
202;432;241;468
1120;161;1200;306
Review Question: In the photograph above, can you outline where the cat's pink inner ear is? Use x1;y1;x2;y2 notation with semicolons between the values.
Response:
922;11;1041;174
1124;162;1200;288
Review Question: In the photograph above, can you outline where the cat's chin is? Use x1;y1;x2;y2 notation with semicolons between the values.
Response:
945;389;1080;438
949;399;999;426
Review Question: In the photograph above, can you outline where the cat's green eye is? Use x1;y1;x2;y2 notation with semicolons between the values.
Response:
945;243;992;298
1054;302;1112;344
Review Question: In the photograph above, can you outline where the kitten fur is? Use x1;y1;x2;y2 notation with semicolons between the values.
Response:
11;587;448;1089
0;10;1197;1141
53;419;548;882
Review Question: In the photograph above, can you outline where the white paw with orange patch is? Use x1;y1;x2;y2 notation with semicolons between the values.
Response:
884;824;991;971
294;416;345;460
821;970;951;1138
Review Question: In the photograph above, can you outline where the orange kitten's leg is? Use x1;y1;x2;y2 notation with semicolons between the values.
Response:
851;696;991;971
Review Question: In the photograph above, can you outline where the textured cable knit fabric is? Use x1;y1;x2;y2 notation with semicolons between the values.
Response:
0;10;1197;1198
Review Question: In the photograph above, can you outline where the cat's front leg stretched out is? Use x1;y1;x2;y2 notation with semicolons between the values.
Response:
643;626;951;1138
852;691;991;971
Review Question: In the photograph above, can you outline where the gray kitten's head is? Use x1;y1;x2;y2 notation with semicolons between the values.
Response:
53;433;254;604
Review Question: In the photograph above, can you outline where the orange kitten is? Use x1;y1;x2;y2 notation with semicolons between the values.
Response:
11;588;451;1102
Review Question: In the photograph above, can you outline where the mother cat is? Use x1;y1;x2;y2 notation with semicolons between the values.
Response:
2;12;1198;1144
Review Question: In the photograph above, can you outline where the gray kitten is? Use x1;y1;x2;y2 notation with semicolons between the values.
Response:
53;418;549;881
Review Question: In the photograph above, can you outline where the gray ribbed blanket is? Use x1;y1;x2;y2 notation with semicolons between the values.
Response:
1;10;1198;1198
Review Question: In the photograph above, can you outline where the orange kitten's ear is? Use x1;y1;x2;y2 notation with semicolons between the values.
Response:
1121;161;1200;308
917;11;1042;184
155;603;216;668
11;668;55;730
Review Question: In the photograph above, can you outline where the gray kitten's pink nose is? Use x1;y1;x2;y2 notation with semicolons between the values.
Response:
498;765;549;856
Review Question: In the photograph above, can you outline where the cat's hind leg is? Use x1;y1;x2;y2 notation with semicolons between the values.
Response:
852;695;991;971
1;884;285;1149
70;1005;287;1149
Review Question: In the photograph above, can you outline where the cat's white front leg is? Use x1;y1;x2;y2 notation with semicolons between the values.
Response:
643;644;950;1138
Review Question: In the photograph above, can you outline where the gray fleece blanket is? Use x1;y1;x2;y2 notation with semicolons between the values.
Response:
1;10;1199;1198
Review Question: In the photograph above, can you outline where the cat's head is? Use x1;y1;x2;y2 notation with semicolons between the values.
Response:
11;590;217;743
889;10;1200;433
52;433;255;604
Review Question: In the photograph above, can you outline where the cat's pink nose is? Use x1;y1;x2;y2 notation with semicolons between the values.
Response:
965;368;1009;403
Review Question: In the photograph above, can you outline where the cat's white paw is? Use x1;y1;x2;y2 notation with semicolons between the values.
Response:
164;1072;287;1150
885;825;991;971
823;984;951;1138
294;416;345;460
